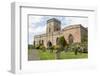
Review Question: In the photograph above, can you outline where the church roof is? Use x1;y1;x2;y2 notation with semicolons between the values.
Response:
62;24;87;31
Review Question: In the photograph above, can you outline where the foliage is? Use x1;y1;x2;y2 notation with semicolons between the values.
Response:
64;44;70;52
71;43;88;53
38;50;55;60
38;50;88;60
58;36;67;47
39;45;46;52
35;45;40;49
81;42;88;53
52;45;60;50
47;41;52;48
82;33;88;43
28;45;34;49
46;41;53;52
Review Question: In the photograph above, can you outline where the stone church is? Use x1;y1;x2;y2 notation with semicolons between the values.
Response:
33;18;87;47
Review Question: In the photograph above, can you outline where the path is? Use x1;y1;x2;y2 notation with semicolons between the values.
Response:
28;49;40;61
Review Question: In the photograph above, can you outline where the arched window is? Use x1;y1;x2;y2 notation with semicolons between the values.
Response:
68;34;74;44
47;41;52;48
42;40;44;45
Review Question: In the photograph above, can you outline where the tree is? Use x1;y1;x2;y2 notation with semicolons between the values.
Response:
81;33;88;53
47;41;53;53
55;36;67;59
82;33;88;43
39;45;46;52
59;36;67;48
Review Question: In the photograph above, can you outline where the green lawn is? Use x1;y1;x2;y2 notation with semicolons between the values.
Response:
28;49;88;60
38;50;88;60
60;51;88;59
38;50;55;60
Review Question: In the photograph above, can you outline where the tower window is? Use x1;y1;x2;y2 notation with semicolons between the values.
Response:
49;28;51;32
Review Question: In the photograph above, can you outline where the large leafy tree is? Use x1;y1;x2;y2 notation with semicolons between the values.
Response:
81;33;88;53
58;36;67;48
55;36;67;59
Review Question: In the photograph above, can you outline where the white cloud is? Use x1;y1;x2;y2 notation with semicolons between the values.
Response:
33;25;46;35
28;24;46;44
29;16;43;24
29;24;46;35
68;17;88;27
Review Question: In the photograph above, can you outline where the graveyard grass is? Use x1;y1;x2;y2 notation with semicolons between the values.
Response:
28;49;88;60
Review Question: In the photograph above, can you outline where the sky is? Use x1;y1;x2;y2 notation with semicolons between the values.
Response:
28;15;88;44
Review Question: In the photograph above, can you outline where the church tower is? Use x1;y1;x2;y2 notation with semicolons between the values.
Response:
46;18;61;34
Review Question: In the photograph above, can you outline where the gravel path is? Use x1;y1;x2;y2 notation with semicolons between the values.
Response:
28;49;40;61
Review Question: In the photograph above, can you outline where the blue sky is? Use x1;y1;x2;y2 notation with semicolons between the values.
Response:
28;15;88;44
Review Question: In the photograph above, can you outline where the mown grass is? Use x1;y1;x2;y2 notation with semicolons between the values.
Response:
60;51;88;59
37;50;88;60
38;50;55;60
28;48;88;60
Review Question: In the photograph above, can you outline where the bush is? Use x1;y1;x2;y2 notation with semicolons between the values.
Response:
52;45;60;50
64;45;69;52
80;42;88;53
39;45;46;52
35;45;40;49
58;36;67;47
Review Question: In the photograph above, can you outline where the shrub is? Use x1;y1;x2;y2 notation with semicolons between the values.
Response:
64;45;69;52
39;45;46;52
58;36;67;47
52;45;60;50
35;45;40;49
